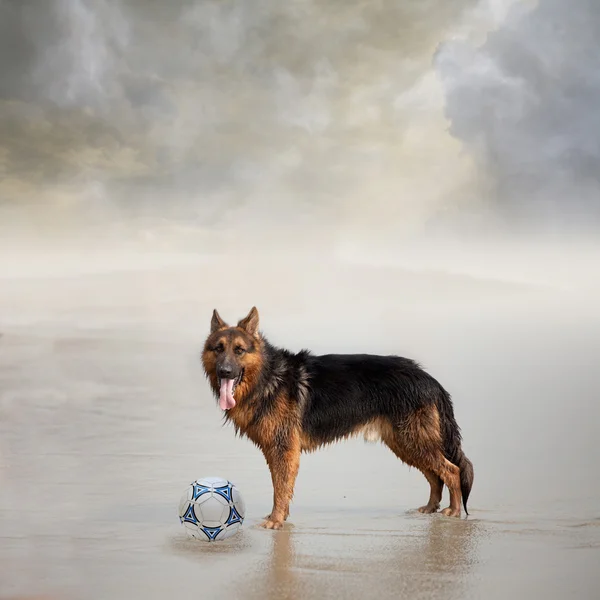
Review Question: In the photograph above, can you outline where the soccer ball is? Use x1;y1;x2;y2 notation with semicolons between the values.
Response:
178;476;245;542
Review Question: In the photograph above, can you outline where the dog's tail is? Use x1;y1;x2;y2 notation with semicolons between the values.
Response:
437;389;474;515
456;448;474;515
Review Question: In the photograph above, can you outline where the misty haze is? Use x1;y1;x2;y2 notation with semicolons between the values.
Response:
1;1;599;599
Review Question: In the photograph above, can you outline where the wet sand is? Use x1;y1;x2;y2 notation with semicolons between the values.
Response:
1;255;599;599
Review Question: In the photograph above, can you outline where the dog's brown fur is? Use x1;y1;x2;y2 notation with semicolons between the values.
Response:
202;307;474;529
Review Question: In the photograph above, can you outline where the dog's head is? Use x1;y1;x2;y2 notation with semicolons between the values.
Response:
201;307;263;411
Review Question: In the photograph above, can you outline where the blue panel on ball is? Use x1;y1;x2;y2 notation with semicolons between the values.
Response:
201;526;222;541
182;504;199;525
225;505;243;526
213;484;233;502
192;484;211;501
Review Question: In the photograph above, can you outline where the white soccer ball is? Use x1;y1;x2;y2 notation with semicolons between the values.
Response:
178;476;245;542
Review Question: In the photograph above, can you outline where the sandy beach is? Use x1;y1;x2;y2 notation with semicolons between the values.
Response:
1;254;598;600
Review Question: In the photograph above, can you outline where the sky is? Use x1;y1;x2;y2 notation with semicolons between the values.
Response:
0;0;599;250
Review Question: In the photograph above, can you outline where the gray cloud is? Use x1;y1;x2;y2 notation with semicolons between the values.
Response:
435;0;600;229
1;0;598;240
0;1;473;200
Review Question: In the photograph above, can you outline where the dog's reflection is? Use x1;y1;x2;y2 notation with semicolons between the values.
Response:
243;516;482;600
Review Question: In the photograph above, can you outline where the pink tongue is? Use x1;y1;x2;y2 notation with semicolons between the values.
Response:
219;378;236;410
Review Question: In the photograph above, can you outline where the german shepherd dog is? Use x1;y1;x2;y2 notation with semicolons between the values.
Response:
202;307;474;529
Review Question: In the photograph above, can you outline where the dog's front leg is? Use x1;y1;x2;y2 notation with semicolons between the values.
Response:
260;434;300;530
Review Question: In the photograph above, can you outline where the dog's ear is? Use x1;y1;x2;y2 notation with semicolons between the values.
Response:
237;306;259;337
210;309;228;333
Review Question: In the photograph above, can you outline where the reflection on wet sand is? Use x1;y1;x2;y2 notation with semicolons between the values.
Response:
259;529;298;600
241;516;482;600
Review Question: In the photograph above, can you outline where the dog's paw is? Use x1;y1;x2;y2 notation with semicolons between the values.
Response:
264;509;289;521
440;507;461;518
260;518;284;530
417;504;439;514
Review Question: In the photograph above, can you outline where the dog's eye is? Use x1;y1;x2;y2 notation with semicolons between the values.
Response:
234;346;246;355
214;344;224;353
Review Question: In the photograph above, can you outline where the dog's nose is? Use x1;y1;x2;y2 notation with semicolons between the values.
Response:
218;366;233;379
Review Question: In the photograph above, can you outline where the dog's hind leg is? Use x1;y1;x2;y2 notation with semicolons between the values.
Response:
383;405;463;517
432;457;462;517
384;438;444;514
417;470;443;514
